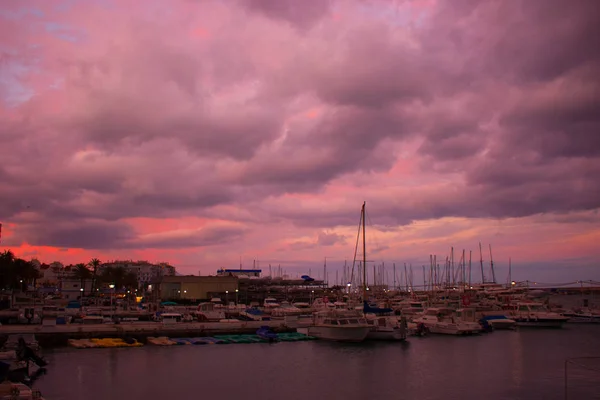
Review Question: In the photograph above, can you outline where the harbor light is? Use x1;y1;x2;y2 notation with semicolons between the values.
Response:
511;281;516;286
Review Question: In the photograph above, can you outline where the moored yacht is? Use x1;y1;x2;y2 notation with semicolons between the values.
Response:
562;307;600;324
480;315;517;330
263;297;280;309
413;307;482;335
300;310;370;342
270;302;304;318
364;302;407;341
507;302;569;328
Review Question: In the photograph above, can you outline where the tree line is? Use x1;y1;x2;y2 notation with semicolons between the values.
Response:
73;258;138;296
0;250;42;291
0;251;138;295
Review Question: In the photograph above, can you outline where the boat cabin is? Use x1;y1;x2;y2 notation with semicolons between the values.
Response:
82;315;105;324
160;313;183;323
513;303;547;313
264;297;280;308
319;316;367;326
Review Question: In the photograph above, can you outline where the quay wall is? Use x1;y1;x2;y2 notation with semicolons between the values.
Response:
0;321;295;348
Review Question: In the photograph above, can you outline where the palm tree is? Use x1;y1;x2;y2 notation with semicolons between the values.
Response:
88;258;101;295
73;264;92;296
0;250;15;289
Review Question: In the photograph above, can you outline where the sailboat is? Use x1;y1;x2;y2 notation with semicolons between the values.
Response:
297;203;372;343
357;202;408;341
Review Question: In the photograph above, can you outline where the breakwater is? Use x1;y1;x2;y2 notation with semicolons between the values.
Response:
0;321;294;348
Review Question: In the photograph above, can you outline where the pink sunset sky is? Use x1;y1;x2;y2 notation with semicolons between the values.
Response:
1;0;599;284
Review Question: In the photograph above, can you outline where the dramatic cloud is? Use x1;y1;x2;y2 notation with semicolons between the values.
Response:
1;0;599;281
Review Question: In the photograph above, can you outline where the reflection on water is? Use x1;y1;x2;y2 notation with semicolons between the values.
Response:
35;326;599;400
510;328;524;387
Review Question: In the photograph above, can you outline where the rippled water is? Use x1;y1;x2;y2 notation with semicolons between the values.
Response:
34;325;600;400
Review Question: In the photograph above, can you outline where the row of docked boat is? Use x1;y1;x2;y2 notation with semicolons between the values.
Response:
292;300;578;343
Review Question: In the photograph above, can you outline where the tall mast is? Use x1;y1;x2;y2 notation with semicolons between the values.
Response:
362;201;367;301
508;257;512;288
462;249;466;290
489;244;496;283
479;242;485;284
468;250;472;287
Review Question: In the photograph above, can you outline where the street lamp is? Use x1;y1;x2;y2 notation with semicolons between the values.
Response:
109;284;115;321
225;290;229;304
235;289;239;304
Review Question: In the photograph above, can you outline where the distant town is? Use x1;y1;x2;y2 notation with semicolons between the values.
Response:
0;250;329;309
0;250;176;304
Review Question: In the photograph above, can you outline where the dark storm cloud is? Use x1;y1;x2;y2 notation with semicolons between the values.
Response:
239;0;332;29
1;0;600;250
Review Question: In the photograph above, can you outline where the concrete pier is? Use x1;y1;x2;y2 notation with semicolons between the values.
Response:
0;321;294;348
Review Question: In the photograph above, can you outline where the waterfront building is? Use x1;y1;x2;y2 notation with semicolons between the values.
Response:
159;276;239;301
100;260;176;288
36;262;65;287
60;279;94;301
216;268;262;278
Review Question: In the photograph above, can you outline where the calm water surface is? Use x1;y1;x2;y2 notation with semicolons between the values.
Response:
34;325;600;400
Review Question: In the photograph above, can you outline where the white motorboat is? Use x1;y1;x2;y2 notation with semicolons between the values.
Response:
159;313;183;324
562;308;600;324
270;302;305;318
365;314;408;341
413;307;482;335
507;302;569;328
300;311;370;342
480;315;517;330
195;302;226;322
263;297;280;309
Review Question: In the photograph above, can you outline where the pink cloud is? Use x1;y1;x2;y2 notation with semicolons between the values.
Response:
0;0;599;283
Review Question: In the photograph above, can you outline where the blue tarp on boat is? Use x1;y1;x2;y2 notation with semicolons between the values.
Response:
363;301;393;314
481;315;510;321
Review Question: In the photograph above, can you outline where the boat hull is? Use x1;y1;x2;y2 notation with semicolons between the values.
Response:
366;328;406;341
513;318;567;328
563;314;600;324
305;326;370;342
428;324;481;335
488;320;517;330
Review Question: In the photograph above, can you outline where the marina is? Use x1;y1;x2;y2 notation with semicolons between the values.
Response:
1;0;598;398
28;324;600;400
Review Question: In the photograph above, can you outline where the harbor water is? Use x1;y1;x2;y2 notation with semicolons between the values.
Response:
34;325;599;400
